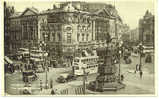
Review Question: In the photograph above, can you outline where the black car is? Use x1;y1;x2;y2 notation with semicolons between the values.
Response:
56;73;77;83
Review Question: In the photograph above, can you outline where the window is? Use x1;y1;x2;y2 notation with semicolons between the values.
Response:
52;33;55;41
82;26;85;31
75;67;79;70
23;24;28;40
86;34;89;41
77;33;80;41
57;25;61;31
66;27;72;31
77;25;80;31
146;34;150;42
58;33;61;41
67;32;71;43
82;34;85;41
74;59;79;62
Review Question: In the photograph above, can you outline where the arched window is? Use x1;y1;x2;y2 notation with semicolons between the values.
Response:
77;25;80;31
58;33;61;41
77;33;80;41
82;34;85;41
86;34;89;41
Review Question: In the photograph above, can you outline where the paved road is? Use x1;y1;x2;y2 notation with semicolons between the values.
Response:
5;54;155;95
5;67;72;95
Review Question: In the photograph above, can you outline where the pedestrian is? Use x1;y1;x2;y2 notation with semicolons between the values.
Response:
140;71;143;79
51;89;55;95
50;79;53;88
25;64;27;70
40;80;43;91
139;64;141;71
121;74;124;81
11;64;15;73
46;80;49;89
135;64;138;73
47;67;49;72
20;64;23;72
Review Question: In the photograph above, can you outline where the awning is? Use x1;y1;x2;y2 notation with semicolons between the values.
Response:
4;60;8;65
4;56;13;64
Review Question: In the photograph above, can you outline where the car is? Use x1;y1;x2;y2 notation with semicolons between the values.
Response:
56;75;66;83
56;73;77;83
66;74;77;82
88;81;96;91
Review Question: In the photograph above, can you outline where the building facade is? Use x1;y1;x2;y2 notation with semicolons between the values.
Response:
4;2;15;54
9;7;39;53
8;2;122;61
139;10;154;46
130;28;139;43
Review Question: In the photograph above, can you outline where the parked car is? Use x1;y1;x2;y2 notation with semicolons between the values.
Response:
56;73;77;83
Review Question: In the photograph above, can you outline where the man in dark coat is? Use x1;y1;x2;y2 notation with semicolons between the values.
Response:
140;71;143;79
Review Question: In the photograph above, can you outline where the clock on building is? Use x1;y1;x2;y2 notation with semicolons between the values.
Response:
64;25;72;32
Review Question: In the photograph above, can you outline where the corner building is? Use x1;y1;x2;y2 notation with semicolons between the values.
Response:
9;2;121;61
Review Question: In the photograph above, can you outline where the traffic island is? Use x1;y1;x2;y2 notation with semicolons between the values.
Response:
87;81;126;92
87;47;126;92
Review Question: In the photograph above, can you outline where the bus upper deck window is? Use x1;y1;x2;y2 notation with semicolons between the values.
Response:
75;67;79;70
74;59;79;62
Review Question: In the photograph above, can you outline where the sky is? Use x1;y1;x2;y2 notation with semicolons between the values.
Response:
6;0;155;29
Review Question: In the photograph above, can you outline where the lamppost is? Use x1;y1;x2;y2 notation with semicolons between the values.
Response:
28;41;31;65
40;40;48;89
118;48;122;82
117;41;123;82
82;66;88;95
138;42;144;71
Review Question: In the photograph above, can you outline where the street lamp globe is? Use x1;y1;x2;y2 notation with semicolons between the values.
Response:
119;50;122;54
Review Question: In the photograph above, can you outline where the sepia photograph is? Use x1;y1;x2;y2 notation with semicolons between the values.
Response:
2;0;156;96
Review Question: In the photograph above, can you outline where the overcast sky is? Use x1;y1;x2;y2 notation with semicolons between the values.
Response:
6;0;155;29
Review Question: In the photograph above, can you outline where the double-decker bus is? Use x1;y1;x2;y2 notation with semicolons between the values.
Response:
30;50;48;61
73;54;99;75
17;48;29;59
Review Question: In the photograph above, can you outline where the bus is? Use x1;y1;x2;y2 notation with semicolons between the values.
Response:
143;46;154;53
73;54;99;75
17;48;29;59
30;50;48;61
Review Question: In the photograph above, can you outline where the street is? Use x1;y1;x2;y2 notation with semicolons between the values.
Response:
5;53;155;95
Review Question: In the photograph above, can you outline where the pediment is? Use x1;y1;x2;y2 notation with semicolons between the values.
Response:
96;9;111;18
21;8;38;16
